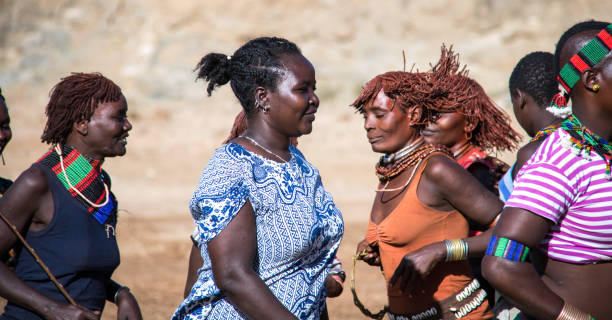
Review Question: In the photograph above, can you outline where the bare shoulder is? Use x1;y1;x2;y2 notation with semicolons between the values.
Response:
8;165;50;197
515;140;544;173
422;153;464;184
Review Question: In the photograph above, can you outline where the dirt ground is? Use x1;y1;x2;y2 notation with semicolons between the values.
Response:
0;1;610;319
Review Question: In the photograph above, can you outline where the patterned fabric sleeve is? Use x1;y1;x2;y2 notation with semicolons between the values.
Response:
505;161;574;224
190;146;251;244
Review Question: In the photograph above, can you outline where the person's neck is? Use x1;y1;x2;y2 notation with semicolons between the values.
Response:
243;125;291;154
572;102;612;141
532;111;563;137
450;139;472;158
63;136;104;165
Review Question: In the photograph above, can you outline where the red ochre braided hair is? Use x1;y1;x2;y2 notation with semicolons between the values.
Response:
352;45;520;153
41;72;123;145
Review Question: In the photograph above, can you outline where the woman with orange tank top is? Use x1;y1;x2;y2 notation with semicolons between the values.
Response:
353;46;504;320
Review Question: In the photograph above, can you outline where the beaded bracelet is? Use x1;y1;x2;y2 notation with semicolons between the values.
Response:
445;239;468;262
556;302;594;320
485;236;530;262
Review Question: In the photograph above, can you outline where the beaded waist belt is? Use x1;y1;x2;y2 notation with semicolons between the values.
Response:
388;279;488;320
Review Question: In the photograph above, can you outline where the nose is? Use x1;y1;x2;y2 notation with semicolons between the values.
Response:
364;114;375;131
309;92;319;108
0;128;11;142
124;118;133;132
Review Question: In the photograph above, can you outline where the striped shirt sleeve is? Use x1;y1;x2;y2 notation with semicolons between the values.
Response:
505;159;575;225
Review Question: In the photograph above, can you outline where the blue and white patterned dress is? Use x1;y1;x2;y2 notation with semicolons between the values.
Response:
172;143;344;320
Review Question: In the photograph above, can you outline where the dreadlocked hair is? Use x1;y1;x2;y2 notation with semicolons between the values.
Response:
509;52;557;108
554;20;610;76
195;37;301;114
41;72;122;145
417;45;519;151
350;70;427;122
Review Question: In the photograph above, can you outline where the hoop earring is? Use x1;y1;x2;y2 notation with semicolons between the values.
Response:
465;131;472;140
593;84;600;92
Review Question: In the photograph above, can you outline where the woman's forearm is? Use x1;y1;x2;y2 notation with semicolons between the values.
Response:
482;255;563;319
0;262;61;316
218;269;297;320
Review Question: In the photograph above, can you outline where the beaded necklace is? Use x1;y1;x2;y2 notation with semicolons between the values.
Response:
381;137;424;165
530;123;561;142
375;142;452;182
560;115;612;179
37;145;116;224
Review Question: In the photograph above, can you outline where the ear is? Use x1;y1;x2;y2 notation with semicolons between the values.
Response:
254;86;269;110
582;69;599;92
407;106;423;126
514;89;528;110
463;117;477;133
73;119;88;136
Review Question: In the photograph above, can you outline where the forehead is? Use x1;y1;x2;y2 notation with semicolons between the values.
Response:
365;90;394;111
93;95;127;115
278;54;315;82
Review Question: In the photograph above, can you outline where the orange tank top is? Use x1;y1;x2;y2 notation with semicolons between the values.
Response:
365;154;490;318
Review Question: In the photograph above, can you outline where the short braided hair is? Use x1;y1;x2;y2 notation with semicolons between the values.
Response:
509;52;557;108
41;72;123;145
194;37;301;114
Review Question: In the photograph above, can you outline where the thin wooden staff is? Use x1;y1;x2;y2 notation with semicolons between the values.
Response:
0;210;77;306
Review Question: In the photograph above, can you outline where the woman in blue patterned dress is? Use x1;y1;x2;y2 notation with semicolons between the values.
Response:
172;37;344;320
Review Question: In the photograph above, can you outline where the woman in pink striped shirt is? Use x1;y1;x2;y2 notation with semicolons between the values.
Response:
482;20;612;319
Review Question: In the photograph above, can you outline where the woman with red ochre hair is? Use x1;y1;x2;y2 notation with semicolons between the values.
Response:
353;46;503;319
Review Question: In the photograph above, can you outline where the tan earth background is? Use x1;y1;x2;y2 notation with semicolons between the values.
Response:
0;1;609;319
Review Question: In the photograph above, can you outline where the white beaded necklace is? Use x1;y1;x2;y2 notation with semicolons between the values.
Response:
243;136;289;163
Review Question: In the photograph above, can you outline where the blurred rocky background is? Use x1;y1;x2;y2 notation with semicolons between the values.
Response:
0;1;609;318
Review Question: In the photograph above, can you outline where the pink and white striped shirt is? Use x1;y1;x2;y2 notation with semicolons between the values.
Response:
505;129;612;264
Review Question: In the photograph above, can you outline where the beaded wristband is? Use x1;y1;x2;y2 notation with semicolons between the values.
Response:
485;236;530;262
445;239;468;262
556;302;594;320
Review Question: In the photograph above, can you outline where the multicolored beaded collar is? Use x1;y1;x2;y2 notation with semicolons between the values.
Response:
560;115;612;180
37;145;116;224
530;123;561;142
548;24;612;117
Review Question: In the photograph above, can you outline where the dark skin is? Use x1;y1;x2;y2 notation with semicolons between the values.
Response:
356;90;502;297
421;111;496;192
482;31;612;319
510;88;562;179
0;97;142;320
186;53;322;319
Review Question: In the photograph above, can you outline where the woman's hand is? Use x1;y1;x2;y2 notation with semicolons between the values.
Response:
44;302;101;320
355;239;380;266
389;241;446;294
116;288;143;320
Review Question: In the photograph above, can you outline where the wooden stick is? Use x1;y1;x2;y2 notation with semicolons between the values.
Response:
0;210;77;305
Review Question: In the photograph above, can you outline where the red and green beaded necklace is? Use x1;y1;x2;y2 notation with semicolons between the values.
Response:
37;145;116;224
